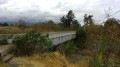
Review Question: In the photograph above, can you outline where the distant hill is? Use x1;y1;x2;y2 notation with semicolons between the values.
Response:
0;21;33;26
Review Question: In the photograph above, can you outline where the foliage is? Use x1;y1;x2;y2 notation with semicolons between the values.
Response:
89;47;112;67
104;18;120;37
104;18;119;27
0;59;7;67
58;41;77;55
84;14;94;26
0;39;8;45
0;22;9;26
83;23;120;66
13;31;52;56
72;20;80;30
60;10;80;29
89;49;103;67
47;20;55;24
60;15;69;28
10;51;89;67
75;28;87;49
66;10;75;28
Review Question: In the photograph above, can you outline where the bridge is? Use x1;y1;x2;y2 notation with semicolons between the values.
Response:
0;31;76;62
48;31;76;45
0;31;76;45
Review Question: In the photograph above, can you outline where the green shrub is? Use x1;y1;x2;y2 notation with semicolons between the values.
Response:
35;36;53;53
58;41;77;55
75;28;87;49
89;49;103;67
89;48;112;67
13;31;52;56
0;39;8;45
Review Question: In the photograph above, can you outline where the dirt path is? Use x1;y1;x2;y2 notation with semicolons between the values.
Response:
0;45;12;54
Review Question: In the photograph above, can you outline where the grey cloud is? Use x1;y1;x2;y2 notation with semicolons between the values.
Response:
0;0;9;5
0;0;120;24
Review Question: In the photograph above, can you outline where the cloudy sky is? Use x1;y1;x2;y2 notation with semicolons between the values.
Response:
0;0;120;24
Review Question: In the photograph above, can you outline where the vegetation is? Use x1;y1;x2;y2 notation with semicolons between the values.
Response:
32;21;62;32
0;20;75;34
0;10;81;34
82;18;120;67
0;22;9;26
1;10;120;67
61;10;80;29
0;39;8;45
0;60;6;67
12;31;52;56
75;28;87;49
58;41;77;55
17;19;27;29
0;26;33;34
10;51;89;67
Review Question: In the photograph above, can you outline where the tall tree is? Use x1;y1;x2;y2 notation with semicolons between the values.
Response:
88;15;93;25
60;15;68;28
47;20;55;24
84;14;88;25
66;10;75;27
0;22;9;26
84;14;93;25
60;10;75;28
73;20;80;30
104;18;120;36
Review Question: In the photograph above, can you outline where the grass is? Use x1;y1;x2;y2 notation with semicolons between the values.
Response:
10;51;89;67
0;26;33;34
0;26;75;34
0;59;6;67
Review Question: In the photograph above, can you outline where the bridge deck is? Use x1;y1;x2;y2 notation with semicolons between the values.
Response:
0;31;76;45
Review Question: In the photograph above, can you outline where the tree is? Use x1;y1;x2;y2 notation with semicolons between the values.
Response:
84;14;88;25
0;22;9;26
83;14;94;31
3;22;9;26
88;15;93;25
61;10;75;28
47;20;55;24
73;20;80;30
104;18;120;36
60;15;67;27
66;10;75;27
17;19;27;29
84;14;94;26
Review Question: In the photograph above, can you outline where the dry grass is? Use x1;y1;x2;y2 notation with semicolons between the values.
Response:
32;23;62;32
10;52;89;67
32;23;75;32
0;26;33;34
0;59;6;67
0;26;74;34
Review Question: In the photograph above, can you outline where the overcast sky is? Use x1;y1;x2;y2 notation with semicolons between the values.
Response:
0;0;120;24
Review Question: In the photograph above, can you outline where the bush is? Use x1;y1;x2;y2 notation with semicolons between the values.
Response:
35;36;53;52
89;49;103;67
0;39;8;45
13;31;52;56
75;28;87;49
58;41;77;55
89;48;112;67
